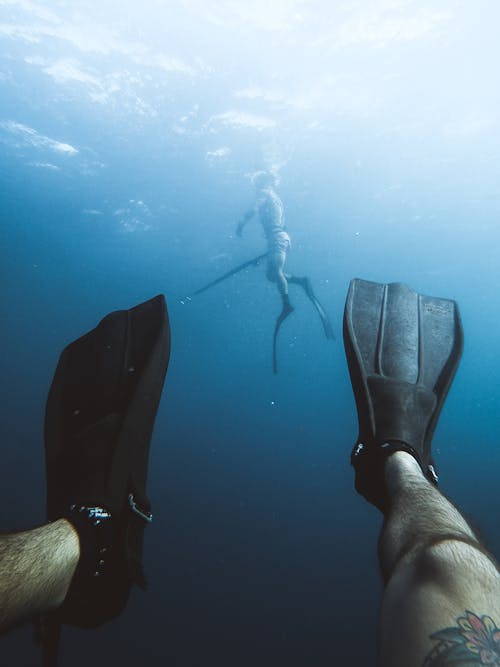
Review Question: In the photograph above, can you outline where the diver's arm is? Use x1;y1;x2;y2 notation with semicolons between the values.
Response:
236;206;256;237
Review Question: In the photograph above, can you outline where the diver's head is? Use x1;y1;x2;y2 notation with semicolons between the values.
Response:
252;170;277;190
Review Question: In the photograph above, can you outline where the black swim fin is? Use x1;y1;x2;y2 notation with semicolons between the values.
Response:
291;276;335;340
190;252;268;298
41;295;170;662
273;304;294;374
343;279;463;510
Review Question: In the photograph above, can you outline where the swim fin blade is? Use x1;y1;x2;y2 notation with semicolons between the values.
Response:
191;252;268;297
273;304;294;373
44;294;170;628
299;277;335;340
343;279;463;509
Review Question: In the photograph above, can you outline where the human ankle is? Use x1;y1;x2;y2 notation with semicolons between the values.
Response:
384;450;426;497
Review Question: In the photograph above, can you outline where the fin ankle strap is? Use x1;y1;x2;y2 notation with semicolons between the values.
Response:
351;440;438;511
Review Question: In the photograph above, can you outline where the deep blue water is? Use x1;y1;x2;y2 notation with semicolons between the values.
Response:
2;2;500;665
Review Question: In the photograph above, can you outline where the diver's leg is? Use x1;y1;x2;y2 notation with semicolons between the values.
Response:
267;251;292;311
343;280;500;663
379;450;500;667
0;519;79;632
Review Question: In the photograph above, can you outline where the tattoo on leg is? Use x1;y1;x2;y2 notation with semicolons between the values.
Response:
424;611;500;665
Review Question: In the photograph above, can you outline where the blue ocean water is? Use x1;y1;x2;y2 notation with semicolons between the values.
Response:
2;2;500;665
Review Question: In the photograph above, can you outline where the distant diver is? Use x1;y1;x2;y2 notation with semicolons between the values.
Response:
236;170;334;372
189;170;333;372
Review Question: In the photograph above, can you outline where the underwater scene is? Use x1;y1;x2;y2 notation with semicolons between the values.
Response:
1;1;500;665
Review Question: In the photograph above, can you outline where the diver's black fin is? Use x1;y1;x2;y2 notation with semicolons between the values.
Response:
43;295;170;639
38;614;61;667
191;252;268;297
292;276;335;340
273;304;294;373
343;279;463;509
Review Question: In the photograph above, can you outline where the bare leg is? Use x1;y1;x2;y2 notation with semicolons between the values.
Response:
266;251;292;310
379;451;500;666
0;519;79;632
275;266;289;302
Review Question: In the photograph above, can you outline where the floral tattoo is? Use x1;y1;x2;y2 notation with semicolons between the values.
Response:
424;611;500;665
